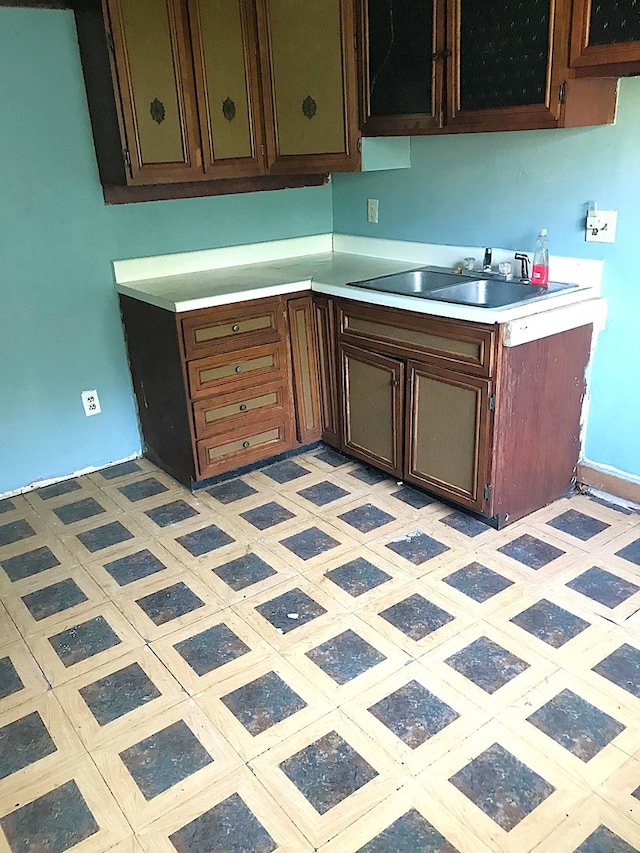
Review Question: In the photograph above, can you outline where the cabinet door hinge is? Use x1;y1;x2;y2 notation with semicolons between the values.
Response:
123;149;131;167
484;483;492;501
354;33;358;51
106;30;115;55
357;137;362;153
488;394;496;412
559;82;567;104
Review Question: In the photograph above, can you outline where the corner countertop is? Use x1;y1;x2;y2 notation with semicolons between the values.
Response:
113;234;608;346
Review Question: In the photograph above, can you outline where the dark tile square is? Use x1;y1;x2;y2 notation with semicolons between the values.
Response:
575;824;638;852
169;792;276;853
119;720;213;800
338;503;396;533
100;460;142;479
296;481;350;507
0;499;16;514
325;557;391;597
174;624;251;676
444;562;514;603
262;460;310;484
255;588;327;634
390;486;436;509
0;779;99;853
52;497;106;525
445;636;529;693
118;477;169;502
221;670;307;735
359;808;458;853
21;578;88;621
527;688;624;761
440;511;490;537
135;581;205;626
386;531;449;566
314;448;349;467
0;656;24;700
79;662;162;726
592;644;640;698
36;479;82;500
498;533;565;570
566;566;640;608
546;509;610;541
144;499;199;528
588;495;635;516
379;594;454;641
1;545;60;582
76;520;134;553
306;629;386;685
0;711;57;779
368;680;459;749
449;742;554;831
205;478;257;504
103;549;167;586
0;520;35;548
615;538;640;567
176;524;235;557
48;615;121;667
239;501;296;531
633;785;640;802
279;730;378;815
348;465;389;486
510;598;590;648
211;553;276;591
279;526;340;561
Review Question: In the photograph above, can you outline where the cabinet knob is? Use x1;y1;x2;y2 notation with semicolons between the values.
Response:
239;403;247;412
391;378;400;387
235;365;242;373
232;324;240;332
242;440;250;448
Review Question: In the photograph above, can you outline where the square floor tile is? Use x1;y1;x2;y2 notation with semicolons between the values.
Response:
262;460;310;484
574;824;639;853
0;655;23;700
445;636;530;693
443;561;514;603
358;808;458;853
175;524;235;557
305;629;387;685
390;486;436;509
0;520;36;548
498;533;565;570
337;503;396;534
48;615;122;668
325;557;391;597
53;497;107;525
510;598;591;648
386;531;449;566
0;499;16;515
0;545;61;583
566;566;640;608
205;478;258;504
255;588;327;634
546;509;611;541
526;688;625;761
173;623;252;676
278;526;341;561
615;538;640;567
240;501;296;531
169;791;276;853
100;460;144;479
348;465;389;486
221;670;307;736
144;500;200;528
21;577;89;621
135;581;205;626
313;448;350;468
368;680;459;749
76;520;135;553
120;720;214;800
296;481;351;507
36;479;83;500
279;729;378;815
212;553;277;591
0;710;57;779
449;742;555;831
440;511;491;538
592;644;640;699
79;662;162;726
379;593;454;641
118;477;170;503
102;548;168;587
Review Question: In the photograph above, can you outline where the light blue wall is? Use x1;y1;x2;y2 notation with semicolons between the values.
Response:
0;8;332;495
333;79;640;482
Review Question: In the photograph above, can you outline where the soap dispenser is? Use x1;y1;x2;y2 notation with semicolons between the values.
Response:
531;229;549;287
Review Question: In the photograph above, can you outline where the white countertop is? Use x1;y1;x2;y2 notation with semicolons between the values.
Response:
113;234;607;346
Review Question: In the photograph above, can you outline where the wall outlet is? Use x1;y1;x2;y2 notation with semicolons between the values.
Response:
81;389;101;416
586;210;617;243
367;198;379;223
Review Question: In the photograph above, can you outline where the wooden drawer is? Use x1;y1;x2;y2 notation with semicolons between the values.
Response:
192;380;289;439
187;342;287;399
338;300;496;377
182;297;285;359
196;416;292;478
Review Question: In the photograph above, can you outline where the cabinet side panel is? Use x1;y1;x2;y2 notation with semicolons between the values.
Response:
119;295;195;486
491;325;592;523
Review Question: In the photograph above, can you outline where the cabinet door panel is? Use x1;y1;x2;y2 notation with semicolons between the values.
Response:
341;344;403;476
406;362;491;512
287;296;323;444
570;0;640;74
314;296;340;446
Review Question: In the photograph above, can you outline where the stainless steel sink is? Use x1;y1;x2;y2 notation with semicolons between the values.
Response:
348;267;475;296
428;279;547;308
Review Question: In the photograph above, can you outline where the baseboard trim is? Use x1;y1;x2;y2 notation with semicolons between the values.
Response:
577;463;640;505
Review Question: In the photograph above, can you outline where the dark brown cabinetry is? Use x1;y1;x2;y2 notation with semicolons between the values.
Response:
570;0;640;76
313;295;341;448
358;0;618;135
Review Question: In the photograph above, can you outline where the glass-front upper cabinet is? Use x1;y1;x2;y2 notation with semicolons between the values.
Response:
570;0;640;76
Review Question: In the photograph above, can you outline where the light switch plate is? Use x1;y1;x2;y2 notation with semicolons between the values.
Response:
586;210;617;243
367;198;379;223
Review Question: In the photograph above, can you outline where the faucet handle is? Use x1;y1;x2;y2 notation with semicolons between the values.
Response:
515;252;530;282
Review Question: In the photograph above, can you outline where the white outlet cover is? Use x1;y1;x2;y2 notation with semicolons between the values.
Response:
367;198;379;223
81;389;101;416
586;210;617;243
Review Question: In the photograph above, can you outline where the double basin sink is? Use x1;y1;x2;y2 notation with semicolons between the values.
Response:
348;266;577;309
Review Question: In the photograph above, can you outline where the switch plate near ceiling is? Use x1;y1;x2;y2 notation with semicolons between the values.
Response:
586;210;617;243
367;198;379;223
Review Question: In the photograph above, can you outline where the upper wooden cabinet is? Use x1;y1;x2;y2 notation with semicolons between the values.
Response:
358;0;618;135
570;0;640;77
74;0;359;191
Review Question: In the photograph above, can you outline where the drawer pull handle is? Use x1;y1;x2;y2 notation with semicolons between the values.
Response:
242;440;250;448
232;324;240;332
239;404;247;412
235;365;242;373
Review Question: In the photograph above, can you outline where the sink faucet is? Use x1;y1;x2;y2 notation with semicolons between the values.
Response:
483;248;492;273
515;252;530;283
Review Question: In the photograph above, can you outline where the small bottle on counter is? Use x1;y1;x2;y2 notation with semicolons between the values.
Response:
531;229;549;287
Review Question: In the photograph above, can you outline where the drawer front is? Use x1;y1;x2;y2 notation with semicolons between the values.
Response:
187;342;287;398
196;417;292;478
192;381;288;438
182;297;285;359
339;301;495;377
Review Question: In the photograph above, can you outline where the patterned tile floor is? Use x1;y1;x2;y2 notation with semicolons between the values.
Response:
1;448;640;851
